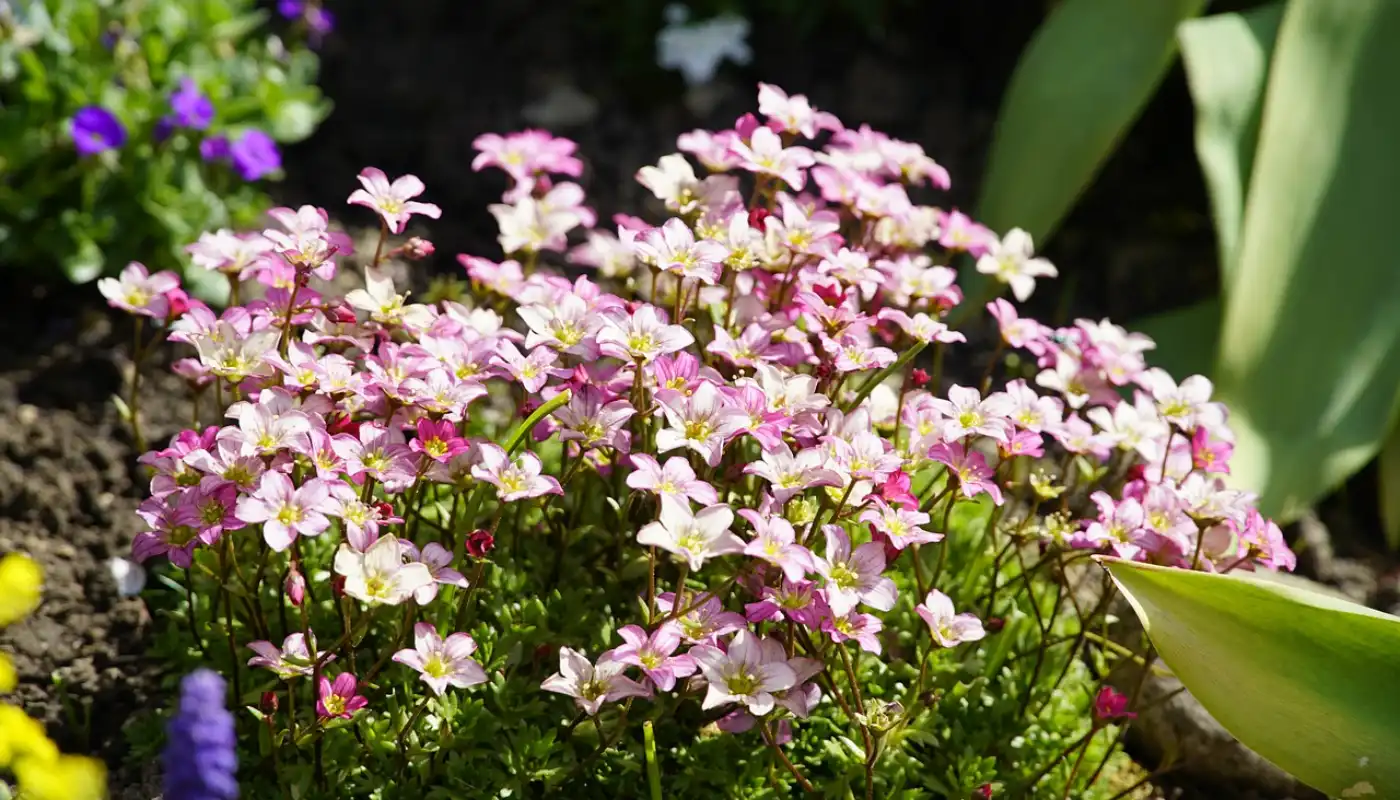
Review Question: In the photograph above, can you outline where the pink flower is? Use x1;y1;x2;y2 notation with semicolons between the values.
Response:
937;210;996;257
738;509;816;581
472;130;583;183
745;579;824;628
986;298;1047;350
916;590;986;648
1093;686;1136;722
410;417;469;463
633;218;729;284
234;473;339;551
729;127;815;190
402;541;470;604
392;623;488;695
655;382;746;467
822;609;884;654
827;431;902;484
859;498;941;550
626;454;718;505
1083;491;1147;560
347;167;442;234
607;624;697;692
637;497;743;571
131;496;211;568
247;632;333;679
656;592;747;644
690;630;801;716
541;647;651;716
264;204;343;279
756;83;840;139
1237;509;1295;572
976;228;1057;302
927;442;1004;505
186;229;275;276
875;309;966;345
317;672;369;719
518;294;601;358
707;324;783;369
596;305;695;363
813;526;897;616
743;443;842;504
98;261;180;318
878;470;919;510
556;385;635;452
471;443;562;501
1190;426;1233;475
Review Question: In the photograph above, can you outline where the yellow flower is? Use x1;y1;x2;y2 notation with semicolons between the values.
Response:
0;703;58;768
13;753;107;800
0;652;15;693
0;553;43;627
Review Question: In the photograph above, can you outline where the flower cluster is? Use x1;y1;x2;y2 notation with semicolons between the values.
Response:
0;554;107;800
110;83;1292;796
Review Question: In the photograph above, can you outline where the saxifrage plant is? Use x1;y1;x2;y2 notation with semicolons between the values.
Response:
0;0;329;300
106;83;1299;798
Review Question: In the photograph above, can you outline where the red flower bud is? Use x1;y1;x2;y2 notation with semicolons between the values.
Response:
985;616;1006;633
326;301;359;325
327;413;362;438
748;206;770;231
331;573;346;598
261;690;279;714
465;529;495;559
164;287;191;318
910;368;931;387
976;784;994;799
285;568;306;607
373;501;396;520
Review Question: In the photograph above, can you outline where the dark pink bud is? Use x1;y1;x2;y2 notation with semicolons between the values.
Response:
812;282;845;307
285;568;306;607
465;529;495;558
164;287;191;318
331;574;346;598
976;784;994;799
327;413;362;438
403;237;434;260
261;690;279;714
747;206;770;231
985;617;1006;634
326;302;358;325
910;368;931;387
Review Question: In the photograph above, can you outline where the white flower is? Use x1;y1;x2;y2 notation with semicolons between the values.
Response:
976;228;1057;302
636;496;744;570
689;630;798;715
333;535;434;606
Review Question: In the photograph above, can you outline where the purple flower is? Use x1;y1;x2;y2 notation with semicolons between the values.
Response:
277;0;303;18
71;106;126;156
200;135;231;163
171;78;214;130
230;130;281;181
164;669;238;800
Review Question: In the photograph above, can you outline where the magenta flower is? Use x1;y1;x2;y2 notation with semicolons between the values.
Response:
540;647;651;716
878;470;919;511
813;525;897;616
730;127;815;190
471;444;562;502
234;473;338;551
98;262;181;319
1190;426;1233;474
1093;686;1136;722
410;417;469;463
596;305;694;363
392;623;488;696
655;382;746;467
607;624;696;692
822;609;885;654
743;443;842;504
690;630;799;716
859;498;941;551
131;497;211;568
1083;491;1147;560
745;579;824;628
317;673;368;720
247;632;332;679
347;167;442;234
633;218;728;284
637;497;744;571
738;509;815;581
916;590;986;648
928;442;1004;506
625;454;718;505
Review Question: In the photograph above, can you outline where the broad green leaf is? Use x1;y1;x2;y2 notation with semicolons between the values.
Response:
1214;0;1400;521
1103;558;1400;797
1177;3;1283;286
1379;424;1400;550
977;0;1207;244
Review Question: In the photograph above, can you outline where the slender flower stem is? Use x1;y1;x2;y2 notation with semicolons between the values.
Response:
761;722;815;794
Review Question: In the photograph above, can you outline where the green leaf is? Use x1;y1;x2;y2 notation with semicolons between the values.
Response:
1214;0;1400;521
1177;3;1283;285
1379;424;1400;550
1103;558;1400;797
977;0;1208;244
268;98;326;143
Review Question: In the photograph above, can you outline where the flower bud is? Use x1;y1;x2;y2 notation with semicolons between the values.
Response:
164;287;192;318
465;529;495;558
327;413;362;438
331;573;346;598
910;368;931;387
326;301;359;325
402;237;435;260
747;206;770;231
260;690;279;714
976;784;994;799
285;568;306;607
373;501;396;521
984;616;1006;634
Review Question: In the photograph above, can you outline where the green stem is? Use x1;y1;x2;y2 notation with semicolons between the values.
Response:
841;341;927;413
